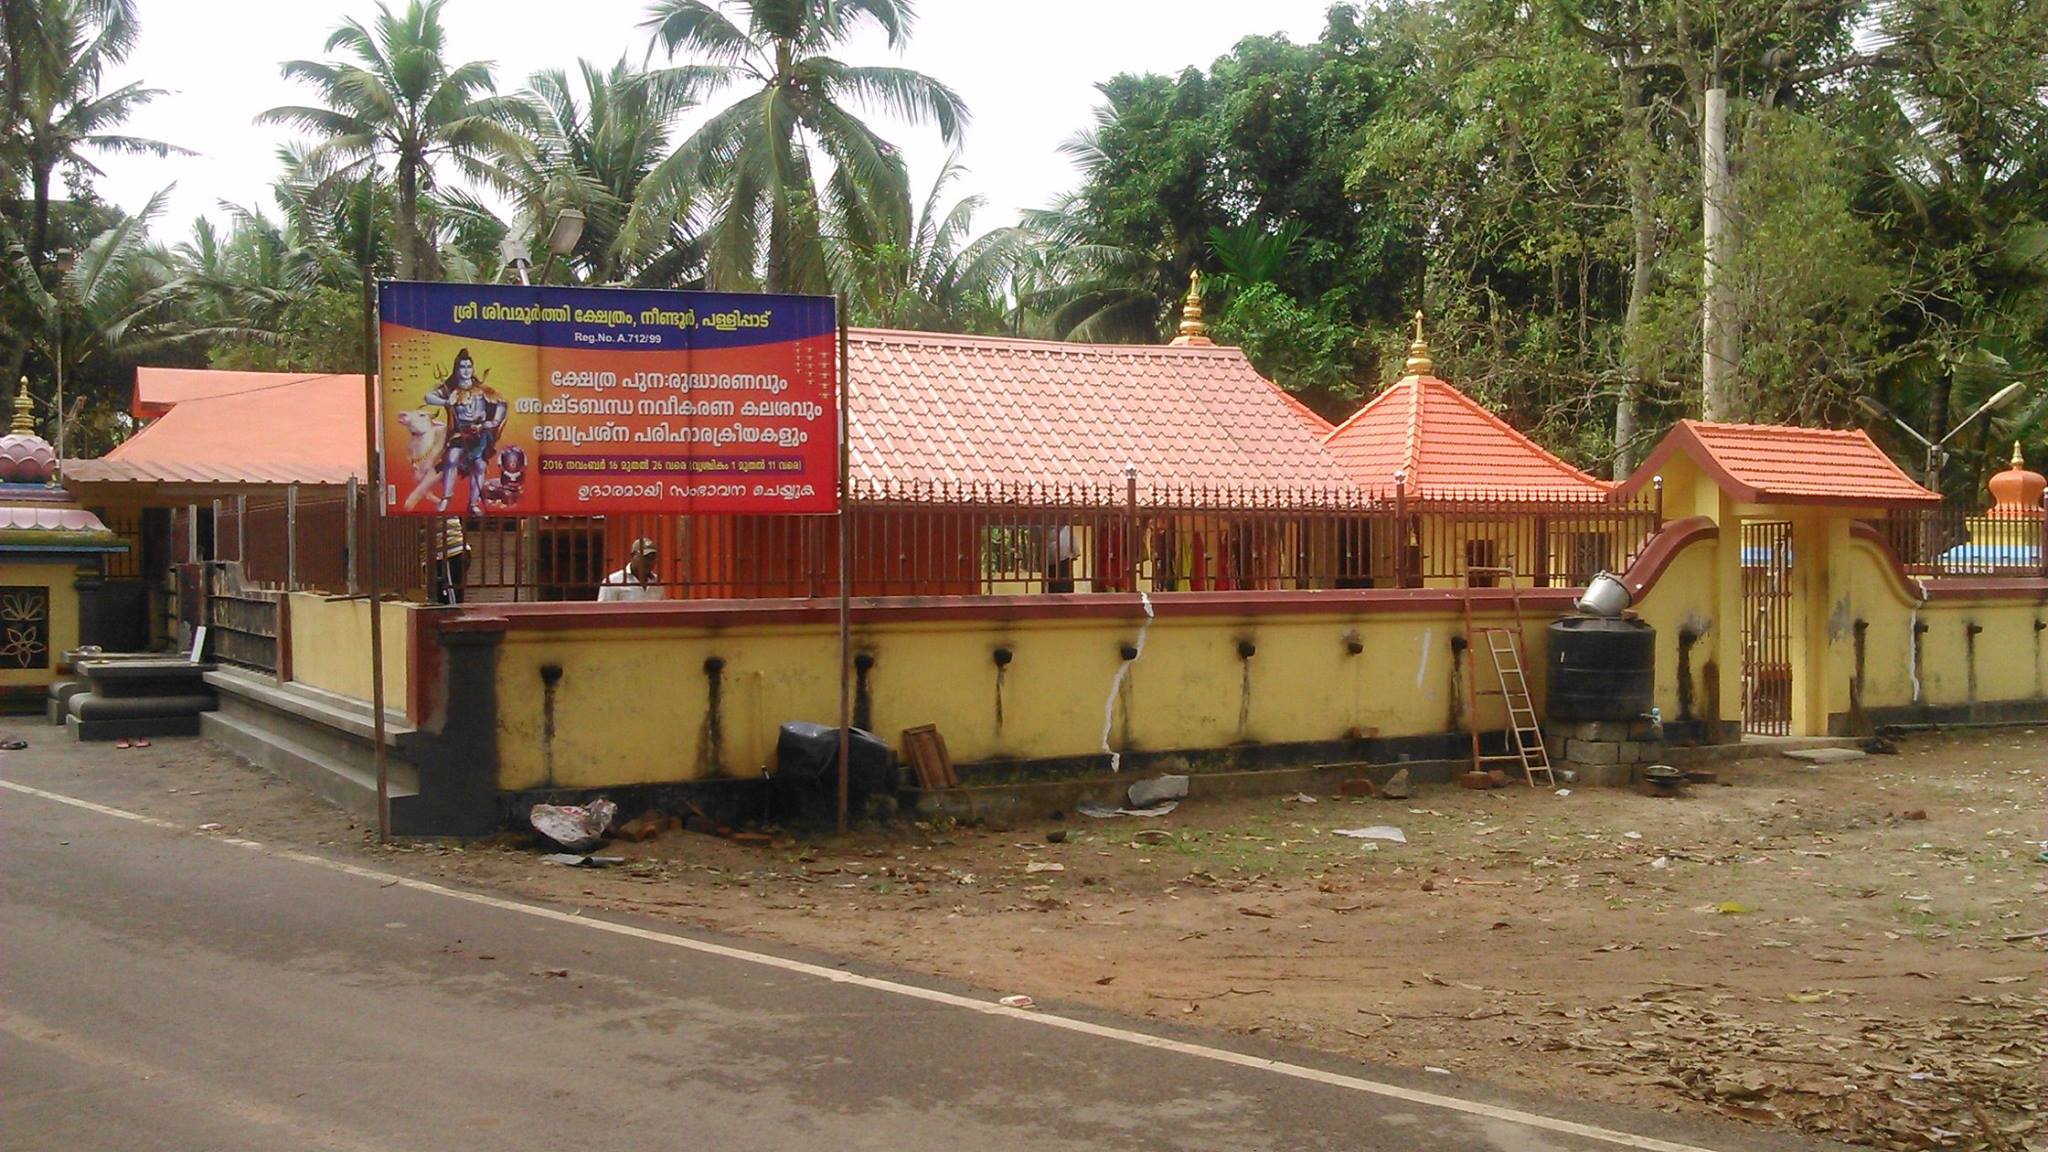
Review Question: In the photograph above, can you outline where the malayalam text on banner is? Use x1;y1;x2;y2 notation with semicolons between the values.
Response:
377;282;838;516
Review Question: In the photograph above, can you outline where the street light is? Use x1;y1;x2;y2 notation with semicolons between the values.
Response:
1855;380;2028;489
498;236;532;285
537;209;586;284
51;247;74;485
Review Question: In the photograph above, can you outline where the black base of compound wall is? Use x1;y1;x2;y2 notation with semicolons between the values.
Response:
955;731;1483;787
399;728;1504;837
497;777;775;835
1834;700;2048;734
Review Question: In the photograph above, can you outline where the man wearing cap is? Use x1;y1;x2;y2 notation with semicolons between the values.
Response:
598;537;664;602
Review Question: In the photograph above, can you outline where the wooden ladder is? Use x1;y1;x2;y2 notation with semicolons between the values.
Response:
1464;568;1556;788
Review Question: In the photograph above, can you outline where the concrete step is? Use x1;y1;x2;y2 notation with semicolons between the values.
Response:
202;709;418;825
204;669;410;746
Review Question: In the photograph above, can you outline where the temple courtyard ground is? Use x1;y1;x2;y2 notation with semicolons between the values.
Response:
3;719;2042;1150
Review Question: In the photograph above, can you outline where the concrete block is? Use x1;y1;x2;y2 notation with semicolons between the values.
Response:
1565;739;1620;765
1619;741;1660;764
1573;761;1634;787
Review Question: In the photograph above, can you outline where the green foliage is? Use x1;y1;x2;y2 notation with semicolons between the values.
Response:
7;0;2048;499
1211;281;1364;410
260;0;530;281
635;0;966;294
206;284;365;374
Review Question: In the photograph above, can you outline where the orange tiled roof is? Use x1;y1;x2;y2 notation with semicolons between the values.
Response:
75;333;1352;494
1616;420;1940;508
129;366;329;420
70;371;365;486
845;328;1353;491
1321;374;1608;498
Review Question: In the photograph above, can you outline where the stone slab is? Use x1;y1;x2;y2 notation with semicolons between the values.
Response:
1781;747;1868;765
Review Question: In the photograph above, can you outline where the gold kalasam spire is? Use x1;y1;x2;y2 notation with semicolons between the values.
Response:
2015;440;2027;469
10;377;35;436
1403;310;1434;376
1171;268;1213;346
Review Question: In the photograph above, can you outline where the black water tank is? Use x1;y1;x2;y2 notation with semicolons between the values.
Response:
1546;615;1655;721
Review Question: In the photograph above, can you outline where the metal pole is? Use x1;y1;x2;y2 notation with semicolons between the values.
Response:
236;494;247;565
1125;464;1139;591
836;297;852;836
1393;473;1408;588
285;484;299;590
53;300;63;484
2038;491;2046;579
345;478;359;594
361;179;389;843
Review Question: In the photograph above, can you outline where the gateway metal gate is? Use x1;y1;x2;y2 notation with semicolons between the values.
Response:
1740;521;1793;735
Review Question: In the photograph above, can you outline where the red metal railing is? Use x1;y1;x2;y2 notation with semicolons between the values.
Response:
202;479;1665;603
214;488;433;599
1876;504;2048;577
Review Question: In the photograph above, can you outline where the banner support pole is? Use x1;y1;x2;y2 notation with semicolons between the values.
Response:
360;183;388;844
836;297;851;836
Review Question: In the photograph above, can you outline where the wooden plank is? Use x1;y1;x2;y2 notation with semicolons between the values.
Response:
900;724;955;790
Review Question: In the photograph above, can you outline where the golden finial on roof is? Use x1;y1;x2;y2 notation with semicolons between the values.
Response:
2015;440;2027;469
1170;267;1213;346
1403;310;1434;376
9;378;34;436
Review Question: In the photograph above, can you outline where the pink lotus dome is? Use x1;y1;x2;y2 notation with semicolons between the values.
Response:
0;379;54;483
0;433;55;482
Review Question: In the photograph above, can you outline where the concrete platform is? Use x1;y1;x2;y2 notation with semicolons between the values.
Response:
200;669;423;832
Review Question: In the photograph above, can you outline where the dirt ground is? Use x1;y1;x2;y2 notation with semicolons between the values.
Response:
9;721;2045;1150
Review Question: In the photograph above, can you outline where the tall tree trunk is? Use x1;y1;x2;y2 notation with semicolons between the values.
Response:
1926;367;1953;494
1614;68;1655;480
30;159;53;270
1701;83;1739;420
767;188;789;294
1577;234;1590;356
394;156;418;282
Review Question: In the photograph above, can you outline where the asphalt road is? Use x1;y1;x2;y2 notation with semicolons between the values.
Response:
0;756;1822;1152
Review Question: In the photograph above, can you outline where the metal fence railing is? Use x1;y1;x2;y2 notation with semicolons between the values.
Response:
211;487;433;600
1876;505;2048;577
194;480;1666;604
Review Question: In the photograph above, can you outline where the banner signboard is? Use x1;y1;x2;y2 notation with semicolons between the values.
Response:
377;282;837;516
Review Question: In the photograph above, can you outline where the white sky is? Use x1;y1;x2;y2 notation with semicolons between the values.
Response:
94;0;1343;244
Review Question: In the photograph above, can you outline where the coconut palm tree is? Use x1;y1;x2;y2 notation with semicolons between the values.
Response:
260;0;530;281
833;154;1023;332
635;0;967;294
2;187;190;450
504;58;701;285
6;0;177;271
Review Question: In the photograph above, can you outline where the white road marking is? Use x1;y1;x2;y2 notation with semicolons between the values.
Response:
1;777;1726;1152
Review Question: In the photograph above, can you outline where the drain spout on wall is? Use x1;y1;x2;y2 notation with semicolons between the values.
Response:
1101;593;1154;773
539;663;563;788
